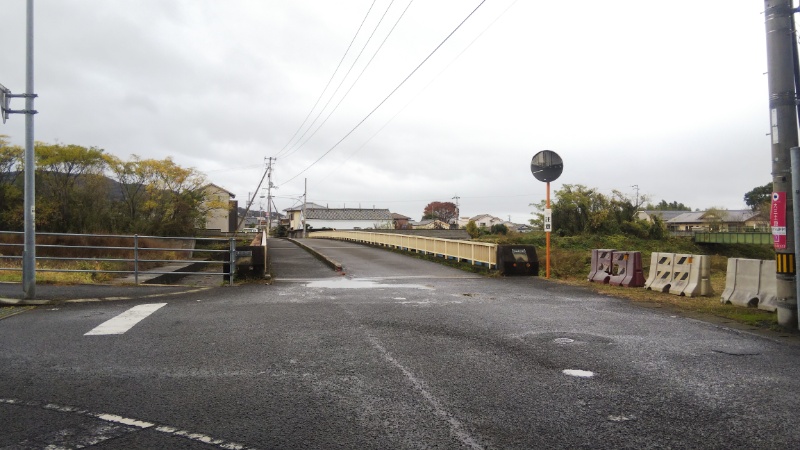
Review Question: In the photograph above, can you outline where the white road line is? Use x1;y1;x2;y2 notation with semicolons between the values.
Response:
85;303;167;336
2;398;252;449
362;331;484;449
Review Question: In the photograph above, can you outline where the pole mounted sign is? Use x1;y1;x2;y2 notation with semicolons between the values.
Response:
0;83;10;124
772;191;787;249
531;150;563;279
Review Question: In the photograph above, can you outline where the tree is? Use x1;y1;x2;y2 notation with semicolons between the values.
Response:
465;220;480;238
106;154;157;232
0;135;24;230
744;182;772;212
35;142;108;233
704;207;727;231
644;199;692;211
490;223;508;235
138;157;208;235
531;184;663;238
422;201;458;224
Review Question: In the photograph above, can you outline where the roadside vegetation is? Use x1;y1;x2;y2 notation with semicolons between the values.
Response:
468;180;785;332
472;231;781;329
420;184;786;331
0;135;221;236
0;234;253;284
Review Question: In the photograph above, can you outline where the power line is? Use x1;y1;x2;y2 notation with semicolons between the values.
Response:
320;0;519;181
281;0;413;161
278;0;488;187
275;0;378;159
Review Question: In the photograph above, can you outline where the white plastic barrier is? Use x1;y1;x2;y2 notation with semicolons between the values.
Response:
670;254;713;297
668;254;693;296
644;252;675;292
720;258;777;312
645;252;713;297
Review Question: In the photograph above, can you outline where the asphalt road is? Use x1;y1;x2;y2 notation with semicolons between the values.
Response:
1;238;800;449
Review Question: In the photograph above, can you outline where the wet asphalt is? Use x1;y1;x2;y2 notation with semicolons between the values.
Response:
2;238;800;448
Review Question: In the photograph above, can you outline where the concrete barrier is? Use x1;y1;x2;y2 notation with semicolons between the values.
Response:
720;258;777;312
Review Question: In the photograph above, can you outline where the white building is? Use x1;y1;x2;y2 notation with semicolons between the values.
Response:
284;204;393;235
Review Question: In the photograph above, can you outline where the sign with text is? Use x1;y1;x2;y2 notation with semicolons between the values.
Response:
771;191;787;249
543;208;552;233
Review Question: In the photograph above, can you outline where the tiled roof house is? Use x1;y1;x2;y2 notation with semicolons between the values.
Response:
284;203;393;234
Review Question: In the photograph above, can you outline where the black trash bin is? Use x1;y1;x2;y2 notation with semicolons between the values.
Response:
497;245;539;276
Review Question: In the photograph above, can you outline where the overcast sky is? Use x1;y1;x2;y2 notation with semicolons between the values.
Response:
0;1;773;223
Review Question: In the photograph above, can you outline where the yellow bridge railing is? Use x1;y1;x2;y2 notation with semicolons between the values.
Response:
309;230;497;268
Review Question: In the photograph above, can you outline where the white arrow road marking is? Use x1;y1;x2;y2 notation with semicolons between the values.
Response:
85;303;167;336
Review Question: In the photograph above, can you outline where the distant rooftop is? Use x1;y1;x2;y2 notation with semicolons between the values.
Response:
305;208;392;221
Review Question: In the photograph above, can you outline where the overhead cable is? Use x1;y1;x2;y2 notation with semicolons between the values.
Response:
275;0;377;158
278;0;488;187
280;0;399;160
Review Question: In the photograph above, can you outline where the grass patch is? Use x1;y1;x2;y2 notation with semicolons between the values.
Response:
0;259;124;284
0;233;243;284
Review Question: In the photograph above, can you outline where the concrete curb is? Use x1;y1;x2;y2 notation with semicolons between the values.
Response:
0;286;213;306
286;238;343;272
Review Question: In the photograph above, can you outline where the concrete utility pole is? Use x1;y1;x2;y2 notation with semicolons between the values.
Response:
22;0;36;299
265;157;275;237
302;178;307;239
765;0;800;327
452;195;460;220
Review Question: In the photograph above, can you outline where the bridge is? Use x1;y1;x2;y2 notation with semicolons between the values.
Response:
693;232;772;245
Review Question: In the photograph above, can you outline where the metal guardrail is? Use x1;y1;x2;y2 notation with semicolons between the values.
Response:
309;230;498;268
0;231;242;285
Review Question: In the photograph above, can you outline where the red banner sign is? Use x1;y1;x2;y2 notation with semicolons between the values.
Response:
771;191;787;249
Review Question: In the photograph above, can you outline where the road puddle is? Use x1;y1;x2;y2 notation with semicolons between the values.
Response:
305;278;433;290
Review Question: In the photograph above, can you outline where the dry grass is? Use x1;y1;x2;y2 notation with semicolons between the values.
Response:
0;259;123;284
0;233;207;284
556;261;780;331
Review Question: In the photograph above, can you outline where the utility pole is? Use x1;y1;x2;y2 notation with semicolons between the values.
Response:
302;178;307;239
265;157;275;237
765;0;799;328
452;194;460;226
0;2;37;299
22;1;36;299
631;185;640;209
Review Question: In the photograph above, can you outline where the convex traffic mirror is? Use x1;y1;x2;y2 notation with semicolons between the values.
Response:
530;150;563;182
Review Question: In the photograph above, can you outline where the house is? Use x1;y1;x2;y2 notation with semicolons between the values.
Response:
201;183;237;233
462;214;505;229
639;209;768;233
256;211;285;229
284;203;393;235
635;210;689;223
409;219;451;230
391;212;412;230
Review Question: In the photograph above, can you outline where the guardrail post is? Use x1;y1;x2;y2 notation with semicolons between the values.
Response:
229;237;236;286
134;234;139;285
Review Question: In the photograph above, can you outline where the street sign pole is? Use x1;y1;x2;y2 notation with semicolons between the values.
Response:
546;181;551;278
531;150;563;280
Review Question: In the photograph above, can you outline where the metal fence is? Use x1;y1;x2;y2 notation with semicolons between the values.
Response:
0;231;241;285
309;230;498;268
